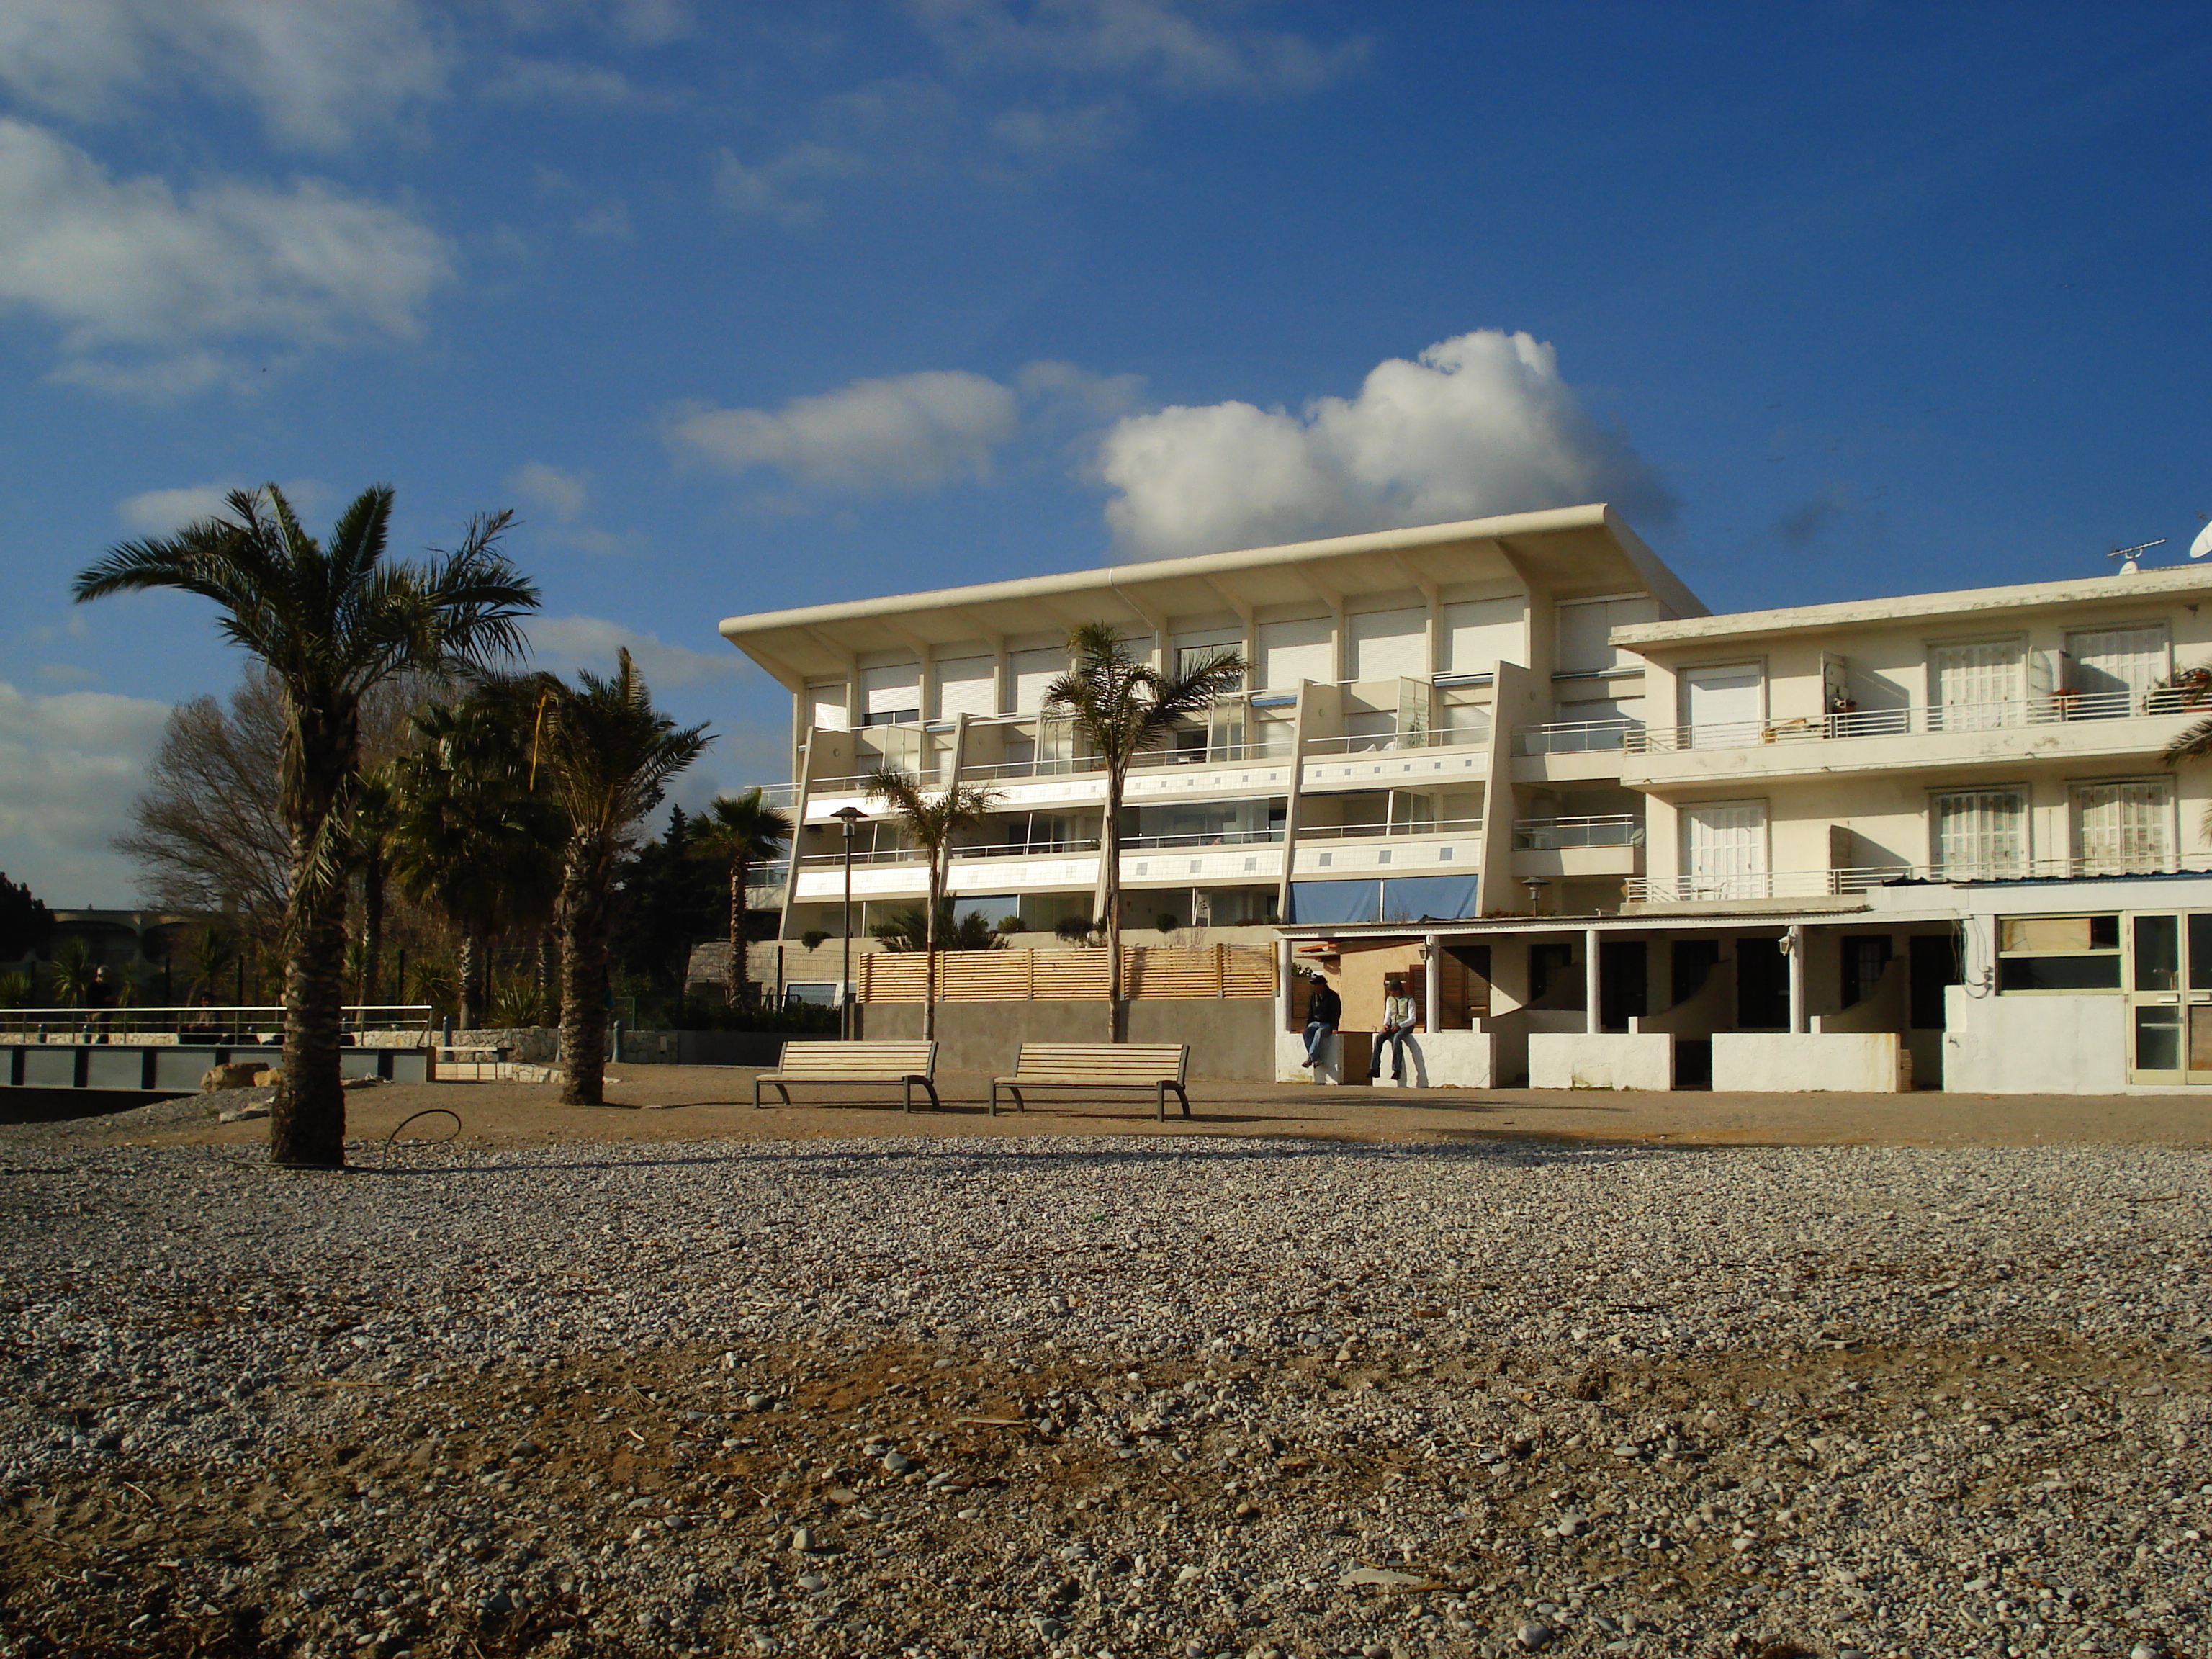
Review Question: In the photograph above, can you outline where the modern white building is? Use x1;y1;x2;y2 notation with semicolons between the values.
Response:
719;505;2212;1094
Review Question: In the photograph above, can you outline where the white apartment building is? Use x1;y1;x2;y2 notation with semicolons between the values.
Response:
719;505;2212;1094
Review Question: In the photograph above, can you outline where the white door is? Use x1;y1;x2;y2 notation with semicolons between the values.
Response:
2074;780;2172;875
1932;788;2027;878
1683;664;1763;747
1681;800;1768;898
2067;624;2168;716
1930;639;2023;731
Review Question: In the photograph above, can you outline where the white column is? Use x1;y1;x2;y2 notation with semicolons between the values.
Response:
1424;934;1442;1032
1585;926;1601;1035
1788;925;1807;1034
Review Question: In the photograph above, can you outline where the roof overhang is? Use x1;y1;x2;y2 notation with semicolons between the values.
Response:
719;505;1701;686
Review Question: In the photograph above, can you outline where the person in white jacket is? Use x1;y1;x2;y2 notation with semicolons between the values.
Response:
1367;974;1416;1082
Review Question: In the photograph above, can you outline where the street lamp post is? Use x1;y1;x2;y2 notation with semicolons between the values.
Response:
833;806;866;1040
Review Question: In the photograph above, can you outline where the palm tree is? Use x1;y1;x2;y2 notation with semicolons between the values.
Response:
690;789;794;1007
73;483;536;1168
388;686;566;1030
870;901;1007;953
531;649;709;1106
863;770;999;1040
1043;624;1248;1035
352;771;397;1007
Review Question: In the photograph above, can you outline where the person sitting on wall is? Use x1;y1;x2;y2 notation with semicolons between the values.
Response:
1300;970;1341;1069
84;964;120;1043
1368;974;1417;1084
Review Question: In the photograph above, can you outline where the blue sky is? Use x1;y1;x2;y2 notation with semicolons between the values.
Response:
2;1;2209;906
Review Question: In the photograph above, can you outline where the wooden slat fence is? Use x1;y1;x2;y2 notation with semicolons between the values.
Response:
857;945;1274;1003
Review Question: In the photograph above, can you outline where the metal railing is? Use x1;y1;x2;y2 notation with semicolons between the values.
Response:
1513;719;1638;755
1118;827;1283;850
0;1004;434;1042
1295;817;1484;841
1626;855;2186;903
1514;815;1644;850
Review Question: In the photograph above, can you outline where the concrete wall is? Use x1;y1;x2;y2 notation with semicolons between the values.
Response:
1941;988;2128;1094
1528;1032;1673;1091
1272;1026;1497;1087
858;997;1274;1081
1711;1032;1906;1093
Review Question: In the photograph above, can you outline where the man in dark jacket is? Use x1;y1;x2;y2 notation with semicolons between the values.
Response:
1300;971;1341;1069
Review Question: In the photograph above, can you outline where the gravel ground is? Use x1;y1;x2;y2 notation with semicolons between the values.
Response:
1;1111;2207;1659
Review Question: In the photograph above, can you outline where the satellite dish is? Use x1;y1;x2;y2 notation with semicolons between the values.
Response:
2191;519;2212;560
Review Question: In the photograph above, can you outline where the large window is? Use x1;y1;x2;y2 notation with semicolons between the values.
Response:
1928;638;2023;731
2072;779;2172;876
1996;913;2122;992
1932;788;2028;879
1680;799;1768;897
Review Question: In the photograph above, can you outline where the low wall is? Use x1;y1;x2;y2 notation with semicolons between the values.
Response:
858;998;1274;1081
613;1030;834;1068
1528;1032;1673;1092
1711;1032;1906;1093
1272;1028;1496;1087
1940;989;2128;1094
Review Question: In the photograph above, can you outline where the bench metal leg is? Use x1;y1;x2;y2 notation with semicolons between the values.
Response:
1172;1082;1191;1118
1156;1083;1166;1122
773;1082;792;1107
752;1078;763;1108
917;1079;942;1111
902;1078;912;1114
989;1083;999;1118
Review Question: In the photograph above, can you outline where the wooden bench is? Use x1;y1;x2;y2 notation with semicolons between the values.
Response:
752;1040;940;1112
990;1043;1191;1120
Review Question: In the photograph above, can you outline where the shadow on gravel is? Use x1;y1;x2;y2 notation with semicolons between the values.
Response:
363;1134;1691;1179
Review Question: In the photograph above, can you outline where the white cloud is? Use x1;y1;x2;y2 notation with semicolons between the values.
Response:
114;477;324;534
528;615;742;688
668;369;1021;493
0;119;454;394
0;0;451;150
711;78;957;224
0;678;171;907
481;58;649;107
505;462;634;556
912;0;1366;96
1093;329;1673;559
508;461;590;523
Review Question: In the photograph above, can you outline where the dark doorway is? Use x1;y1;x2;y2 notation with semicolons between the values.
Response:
1671;938;1720;1007
1842;934;1894;1007
1529;941;1579;1006
1909;932;1961;1029
1736;937;1790;1029
1598;940;1647;1032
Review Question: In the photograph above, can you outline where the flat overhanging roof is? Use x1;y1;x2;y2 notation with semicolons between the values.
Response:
1614;562;2212;652
718;504;1701;685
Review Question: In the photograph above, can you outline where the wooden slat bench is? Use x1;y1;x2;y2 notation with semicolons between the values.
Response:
990;1043;1190;1120
752;1040;941;1112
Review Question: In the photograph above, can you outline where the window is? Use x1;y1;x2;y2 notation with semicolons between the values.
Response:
2072;779;2172;876
1681;665;1762;746
1995;913;2122;992
1932;788;2027;879
2066;623;2167;713
1929;639;2023;731
1841;935;1894;1007
1681;800;1768;897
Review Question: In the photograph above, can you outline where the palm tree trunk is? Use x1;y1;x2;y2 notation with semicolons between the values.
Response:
558;847;613;1105
923;853;942;1042
1103;765;1125;1040
271;866;349;1169
539;930;559;1030
728;855;750;1007
458;931;484;1031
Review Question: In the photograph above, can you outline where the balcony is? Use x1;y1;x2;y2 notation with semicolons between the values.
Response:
1624;853;2189;907
1508;719;1640;783
1621;688;2207;788
1512;814;1642;880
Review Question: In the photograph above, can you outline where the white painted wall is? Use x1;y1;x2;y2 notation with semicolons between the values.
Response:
1442;597;1522;674
1349;606;1427;680
933;656;995;719
1259;616;1334;689
1940;989;2129;1094
1711;1033;1906;1092
1528;1032;1673;1091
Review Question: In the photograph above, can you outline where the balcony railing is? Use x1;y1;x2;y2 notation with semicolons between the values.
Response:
1514;815;1644;850
1627;855;2186;903
1513;719;1637;756
1296;817;1483;841
1118;827;1284;850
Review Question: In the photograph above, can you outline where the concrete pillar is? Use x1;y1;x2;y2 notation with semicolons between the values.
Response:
1585;926;1601;1035
1788;925;1807;1034
1424;934;1442;1033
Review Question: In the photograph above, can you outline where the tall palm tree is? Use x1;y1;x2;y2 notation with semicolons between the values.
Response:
863;770;999;1040
388;686;567;1030
532;649;709;1105
352;771;397;1007
73;483;536;1167
690;788;794;1007
1043;624;1247;1036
